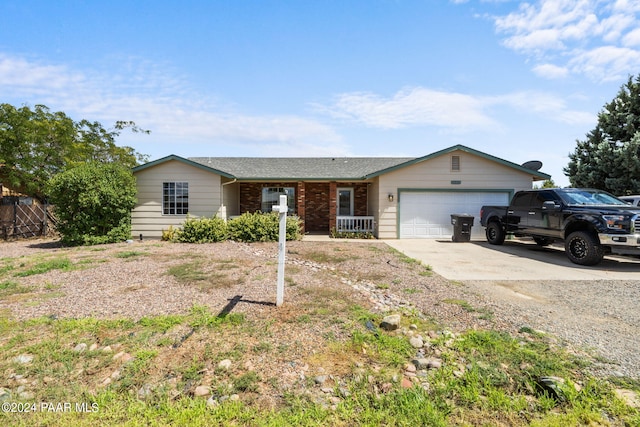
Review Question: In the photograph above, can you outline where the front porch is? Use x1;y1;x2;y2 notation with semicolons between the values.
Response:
336;216;375;233
232;181;376;236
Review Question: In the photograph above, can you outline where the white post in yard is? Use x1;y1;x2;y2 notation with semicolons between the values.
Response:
272;194;287;306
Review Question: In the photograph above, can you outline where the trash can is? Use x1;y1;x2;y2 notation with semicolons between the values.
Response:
450;214;474;242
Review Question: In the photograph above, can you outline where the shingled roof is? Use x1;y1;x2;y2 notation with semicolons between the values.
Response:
187;157;413;180
133;145;551;181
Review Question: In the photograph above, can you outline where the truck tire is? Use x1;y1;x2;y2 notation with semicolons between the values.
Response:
486;222;506;245
565;231;604;266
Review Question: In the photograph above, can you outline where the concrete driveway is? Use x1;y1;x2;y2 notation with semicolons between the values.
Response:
385;238;640;281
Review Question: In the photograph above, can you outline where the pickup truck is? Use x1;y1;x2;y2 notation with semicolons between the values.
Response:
480;188;640;265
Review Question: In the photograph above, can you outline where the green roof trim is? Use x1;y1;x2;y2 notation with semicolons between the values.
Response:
132;154;235;178
132;145;551;182
364;144;551;180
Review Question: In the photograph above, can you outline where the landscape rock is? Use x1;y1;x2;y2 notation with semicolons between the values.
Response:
194;385;211;397
412;358;442;370
73;343;88;353
380;314;401;331
409;336;424;348
137;384;153;400
614;389;639;408
218;359;232;370
314;375;328;385
14;354;33;364
401;377;413;388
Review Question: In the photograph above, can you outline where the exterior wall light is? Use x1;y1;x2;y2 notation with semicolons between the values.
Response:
388;194;394;202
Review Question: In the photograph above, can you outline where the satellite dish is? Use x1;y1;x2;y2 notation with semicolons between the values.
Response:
522;160;543;171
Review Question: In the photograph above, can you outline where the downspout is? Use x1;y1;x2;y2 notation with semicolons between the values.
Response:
220;178;237;220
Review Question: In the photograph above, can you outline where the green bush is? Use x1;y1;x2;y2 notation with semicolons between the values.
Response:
175;216;227;243
227;212;301;242
330;228;375;239
46;162;136;246
161;225;179;242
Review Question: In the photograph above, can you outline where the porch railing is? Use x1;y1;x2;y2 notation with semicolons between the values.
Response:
336;216;375;233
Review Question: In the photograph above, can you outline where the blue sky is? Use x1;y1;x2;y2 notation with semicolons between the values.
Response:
2;1;640;187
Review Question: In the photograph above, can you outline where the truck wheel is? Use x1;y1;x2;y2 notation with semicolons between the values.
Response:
565;231;604;266
486;222;505;245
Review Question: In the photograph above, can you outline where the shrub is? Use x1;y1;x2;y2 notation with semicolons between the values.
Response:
330;228;375;239
161;225;179;242
46;162;136;246
175;216;227;243
227;212;301;242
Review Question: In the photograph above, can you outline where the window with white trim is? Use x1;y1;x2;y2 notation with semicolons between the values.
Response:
261;187;295;213
163;182;189;215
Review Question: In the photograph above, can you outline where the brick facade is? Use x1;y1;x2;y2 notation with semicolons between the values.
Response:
238;181;369;234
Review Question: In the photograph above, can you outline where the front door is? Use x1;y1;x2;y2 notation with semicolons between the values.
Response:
337;188;353;216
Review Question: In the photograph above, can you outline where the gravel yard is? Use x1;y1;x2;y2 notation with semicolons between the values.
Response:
1;237;637;381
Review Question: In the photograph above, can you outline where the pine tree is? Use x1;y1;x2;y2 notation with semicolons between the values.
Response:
565;75;640;195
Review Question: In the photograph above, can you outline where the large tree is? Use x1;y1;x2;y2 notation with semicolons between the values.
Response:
565;75;640;195
0;103;148;201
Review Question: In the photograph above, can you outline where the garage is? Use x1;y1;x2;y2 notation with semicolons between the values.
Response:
399;191;510;238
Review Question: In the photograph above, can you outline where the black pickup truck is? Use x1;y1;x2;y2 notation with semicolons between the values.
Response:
480;188;640;265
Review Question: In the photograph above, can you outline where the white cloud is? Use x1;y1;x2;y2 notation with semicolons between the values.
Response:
0;53;342;155
568;46;640;81
492;0;640;81
317;87;497;130
533;63;570;79
622;28;640;47
318;86;593;132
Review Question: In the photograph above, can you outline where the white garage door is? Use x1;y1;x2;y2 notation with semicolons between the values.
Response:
399;191;510;239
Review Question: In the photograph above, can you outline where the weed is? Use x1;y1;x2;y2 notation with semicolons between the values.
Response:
138;315;185;333
15;257;73;277
302;251;350;264
233;371;260;392
0;280;32;297
115;251;145;259
443;298;475;312
253;341;272;353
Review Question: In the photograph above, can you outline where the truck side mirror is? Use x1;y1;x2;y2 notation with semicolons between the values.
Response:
542;201;559;211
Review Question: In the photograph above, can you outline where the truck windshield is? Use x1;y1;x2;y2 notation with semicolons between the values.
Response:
558;190;627;206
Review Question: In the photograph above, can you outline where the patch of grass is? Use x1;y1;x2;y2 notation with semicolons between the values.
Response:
179;357;206;389
443;298;475;312
14;257;74;277
114;251;145;259
233;371;261;392
168;262;243;292
0;280;33;297
403;287;422;295
188;304;245;329
167;261;208;283
138;315;185;333
301;251;350;264
253;341;272;353
376;283;390;290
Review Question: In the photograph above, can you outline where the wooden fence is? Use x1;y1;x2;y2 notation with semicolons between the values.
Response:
0;202;55;240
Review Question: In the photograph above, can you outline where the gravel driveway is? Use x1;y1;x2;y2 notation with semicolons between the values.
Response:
461;279;640;379
388;239;640;379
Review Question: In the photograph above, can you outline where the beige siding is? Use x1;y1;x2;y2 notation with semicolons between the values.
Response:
376;150;535;239
222;179;240;217
132;160;222;239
